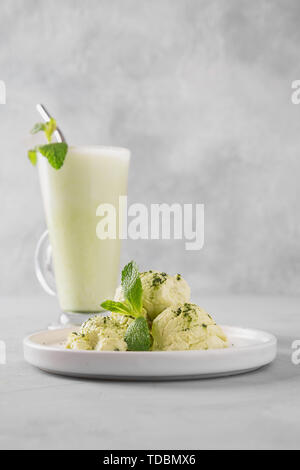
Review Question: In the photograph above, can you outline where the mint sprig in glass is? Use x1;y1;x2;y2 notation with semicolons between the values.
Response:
28;114;68;169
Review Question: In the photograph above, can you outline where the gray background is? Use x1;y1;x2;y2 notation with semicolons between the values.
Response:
1;0;299;297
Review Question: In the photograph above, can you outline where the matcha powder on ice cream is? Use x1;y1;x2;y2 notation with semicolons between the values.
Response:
66;262;228;352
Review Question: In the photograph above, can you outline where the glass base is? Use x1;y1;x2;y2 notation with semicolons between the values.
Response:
48;311;107;330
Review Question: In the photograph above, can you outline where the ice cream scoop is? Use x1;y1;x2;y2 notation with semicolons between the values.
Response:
152;303;228;351
115;270;191;321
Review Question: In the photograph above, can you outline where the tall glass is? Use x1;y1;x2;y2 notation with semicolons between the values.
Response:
35;146;130;321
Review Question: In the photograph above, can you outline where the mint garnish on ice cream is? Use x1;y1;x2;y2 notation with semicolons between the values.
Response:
124;317;151;352
101;261;144;318
27;116;68;169
101;261;151;351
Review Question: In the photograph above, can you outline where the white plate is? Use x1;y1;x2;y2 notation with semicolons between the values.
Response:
23;326;277;380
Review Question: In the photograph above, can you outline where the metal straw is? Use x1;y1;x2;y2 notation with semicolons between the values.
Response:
36;104;65;143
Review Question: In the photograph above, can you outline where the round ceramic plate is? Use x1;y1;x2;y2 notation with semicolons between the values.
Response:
23;326;277;380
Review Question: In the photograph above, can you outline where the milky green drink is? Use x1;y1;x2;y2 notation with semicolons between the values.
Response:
38;146;130;313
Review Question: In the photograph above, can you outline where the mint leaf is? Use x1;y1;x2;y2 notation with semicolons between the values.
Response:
30;118;56;143
39;143;68;170
121;261;143;315
28;149;37;166
31;122;45;134
100;261;144;328
28;113;66;169
100;300;135;317
125;317;151;351
44;118;57;143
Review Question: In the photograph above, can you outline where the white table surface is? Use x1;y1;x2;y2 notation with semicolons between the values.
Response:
1;295;299;450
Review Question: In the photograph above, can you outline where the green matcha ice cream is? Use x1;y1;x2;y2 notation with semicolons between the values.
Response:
66;314;133;351
115;271;191;321
66;264;228;353
152;303;228;351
